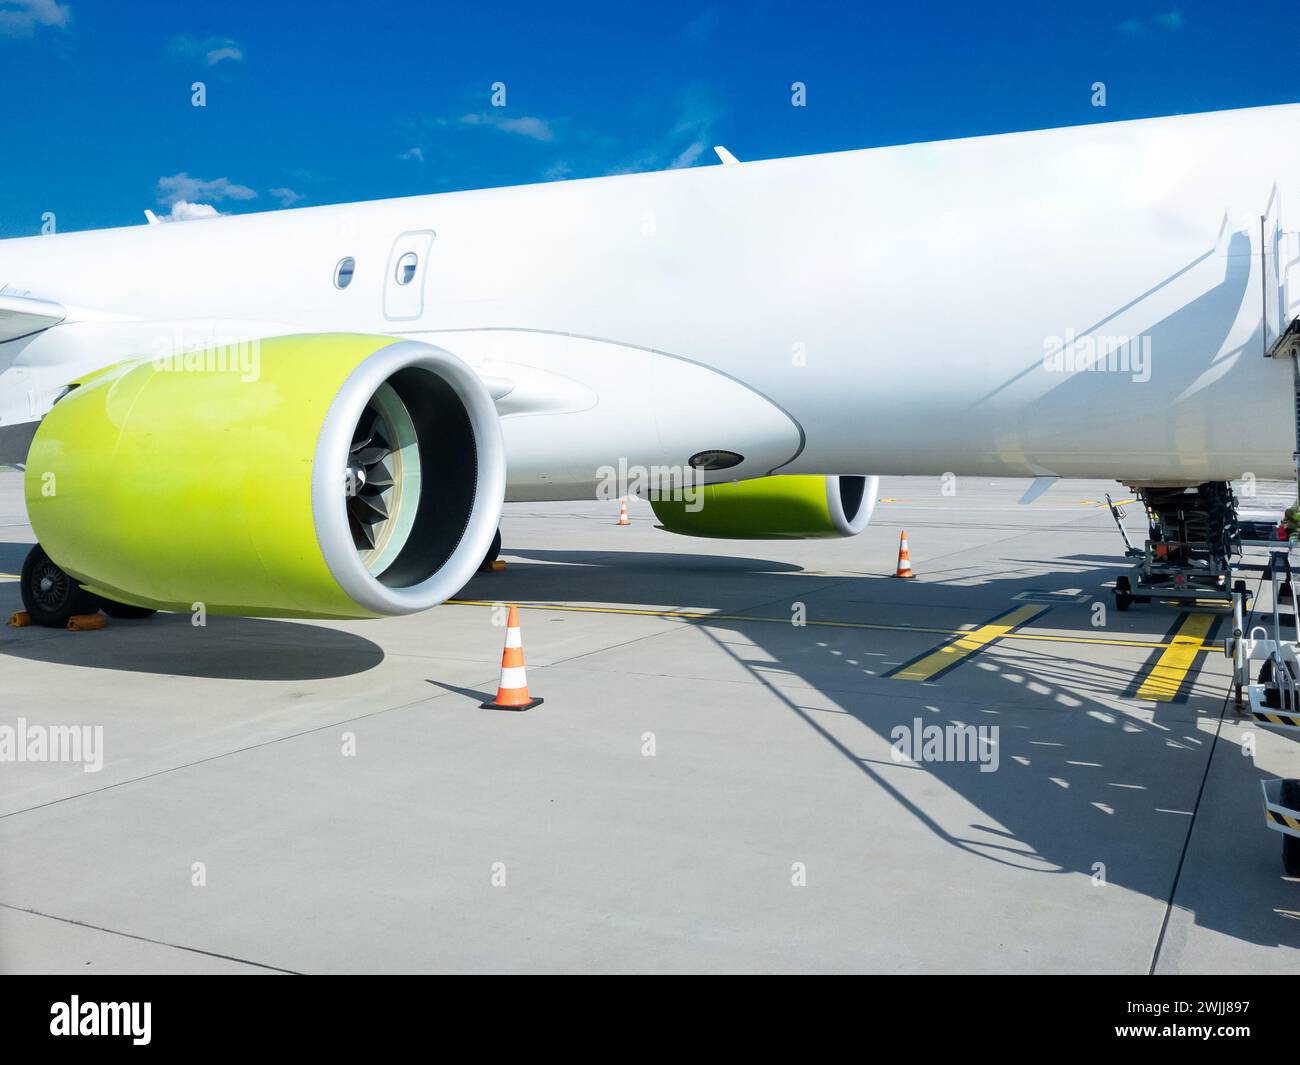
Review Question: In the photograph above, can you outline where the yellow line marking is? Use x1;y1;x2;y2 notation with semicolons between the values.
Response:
1136;613;1216;702
890;605;1047;682
446;599;1216;653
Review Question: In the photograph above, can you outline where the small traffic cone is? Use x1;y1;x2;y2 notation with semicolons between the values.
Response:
893;530;916;579
616;498;631;526
481;605;543;711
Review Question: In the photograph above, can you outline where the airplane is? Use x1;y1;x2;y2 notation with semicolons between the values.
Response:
1;102;1297;627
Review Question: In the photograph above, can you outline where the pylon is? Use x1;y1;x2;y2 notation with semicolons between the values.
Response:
480;605;543;711
893;530;916;579
616;498;631;525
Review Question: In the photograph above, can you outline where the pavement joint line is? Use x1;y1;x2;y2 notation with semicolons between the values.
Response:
0;902;301;975
447;599;1220;652
1146;577;1256;972
524;580;844;672
0;690;455;822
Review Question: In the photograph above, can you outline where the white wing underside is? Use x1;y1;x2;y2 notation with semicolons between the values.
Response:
0;293;66;343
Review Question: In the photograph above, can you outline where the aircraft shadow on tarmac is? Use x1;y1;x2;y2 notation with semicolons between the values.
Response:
494;545;1298;954
0;543;384;681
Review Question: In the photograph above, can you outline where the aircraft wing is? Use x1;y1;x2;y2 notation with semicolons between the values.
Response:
0;293;66;342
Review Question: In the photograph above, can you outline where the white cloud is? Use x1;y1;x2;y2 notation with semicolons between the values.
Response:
158;201;222;222
1153;10;1183;29
269;187;302;207
669;140;709;169
0;0;72;38
459;112;555;142
399;147;425;162
606;99;721;175
542;161;573;182
156;172;257;208
206;43;242;64
168;34;244;65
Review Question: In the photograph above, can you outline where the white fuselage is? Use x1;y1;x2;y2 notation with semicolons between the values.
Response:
3;102;1299;493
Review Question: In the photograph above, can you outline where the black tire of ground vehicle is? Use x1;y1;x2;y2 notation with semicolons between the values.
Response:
1282;781;1300;876
478;528;502;572
20;544;100;628
1114;576;1132;612
99;599;158;620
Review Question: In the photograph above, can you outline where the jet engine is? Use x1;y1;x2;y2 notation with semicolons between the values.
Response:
22;334;505;619
649;474;877;539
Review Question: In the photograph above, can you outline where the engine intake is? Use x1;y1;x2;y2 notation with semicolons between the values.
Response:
24;334;505;618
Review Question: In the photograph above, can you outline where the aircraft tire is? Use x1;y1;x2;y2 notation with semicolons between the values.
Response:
20;544;101;628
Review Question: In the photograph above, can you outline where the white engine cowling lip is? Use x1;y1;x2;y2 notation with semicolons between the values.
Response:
825;475;879;536
312;339;506;616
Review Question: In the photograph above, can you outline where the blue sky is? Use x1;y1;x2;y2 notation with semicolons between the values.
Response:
1;0;1297;237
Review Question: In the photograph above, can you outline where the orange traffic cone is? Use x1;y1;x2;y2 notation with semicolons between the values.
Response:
480;605;544;711
893;530;916;579
616;498;631;525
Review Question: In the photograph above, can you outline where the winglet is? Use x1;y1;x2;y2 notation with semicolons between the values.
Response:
144;210;160;225
713;146;740;166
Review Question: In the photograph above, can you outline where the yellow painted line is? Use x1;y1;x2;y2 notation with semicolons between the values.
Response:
1135;613;1216;702
445;599;1217;653
889;604;1048;682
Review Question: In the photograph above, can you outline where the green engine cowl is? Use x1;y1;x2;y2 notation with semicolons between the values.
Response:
24;333;506;619
649;474;877;539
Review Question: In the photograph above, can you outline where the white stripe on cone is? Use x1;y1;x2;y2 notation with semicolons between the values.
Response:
498;666;528;689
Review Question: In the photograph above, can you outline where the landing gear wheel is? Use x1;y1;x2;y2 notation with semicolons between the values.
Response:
1282;781;1300;876
99;599;157;620
1114;575;1133;613
20;544;100;628
479;528;502;573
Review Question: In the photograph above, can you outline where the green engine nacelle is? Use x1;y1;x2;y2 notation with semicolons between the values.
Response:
649;474;877;539
24;333;505;619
